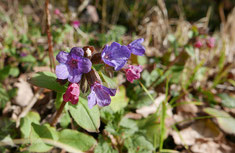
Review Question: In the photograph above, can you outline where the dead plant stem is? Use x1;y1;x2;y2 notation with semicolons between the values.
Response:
45;0;56;72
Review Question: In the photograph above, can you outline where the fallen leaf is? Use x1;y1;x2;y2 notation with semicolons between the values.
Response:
171;119;221;146
204;107;235;135
136;94;165;117
14;78;34;107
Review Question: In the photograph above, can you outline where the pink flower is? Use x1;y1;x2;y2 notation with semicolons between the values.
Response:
124;65;143;83
63;83;80;104
194;40;203;48
54;9;61;15
206;37;215;48
72;20;80;28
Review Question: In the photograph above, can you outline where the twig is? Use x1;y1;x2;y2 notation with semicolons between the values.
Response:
77;0;90;14
101;0;107;33
45;0;56;72
50;101;67;127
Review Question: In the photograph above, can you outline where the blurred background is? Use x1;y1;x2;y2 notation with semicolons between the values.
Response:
0;0;235;153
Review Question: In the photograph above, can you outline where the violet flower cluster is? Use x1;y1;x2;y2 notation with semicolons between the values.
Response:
55;38;145;108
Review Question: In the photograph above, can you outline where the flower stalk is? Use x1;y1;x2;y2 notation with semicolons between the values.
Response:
50;101;67;127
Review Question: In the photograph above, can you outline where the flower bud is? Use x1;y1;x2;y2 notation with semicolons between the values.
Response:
194;40;203;48
72;20;80;28
63;83;80;104
206;37;215;48
124;65;143;83
54;9;61;15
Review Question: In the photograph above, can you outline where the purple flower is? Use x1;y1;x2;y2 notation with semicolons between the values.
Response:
63;83;80;104
56;47;92;83
101;42;131;71
124;65;143;83
127;38;145;56
87;82;116;108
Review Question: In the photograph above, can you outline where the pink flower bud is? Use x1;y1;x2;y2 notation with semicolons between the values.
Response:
124;65;143;83
206;37;215;48
63;83;80;104
194;40;203;48
54;9;61;15
72;20;80;28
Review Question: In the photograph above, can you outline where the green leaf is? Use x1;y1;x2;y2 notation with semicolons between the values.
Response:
167;34;176;43
20;55;36;63
69;97;100;132
0;66;11;81
124;135;154;153
29;72;67;93
29;123;58;152
0;85;9;108
58;129;96;152
95;135;118;153
20;111;40;138
9;67;20;77
204;108;235;135
60;111;71;128
119;118;138;137
219;93;235;108
100;72;117;89
0;118;16;140
137;114;161;149
93;64;104;71
110;86;129;112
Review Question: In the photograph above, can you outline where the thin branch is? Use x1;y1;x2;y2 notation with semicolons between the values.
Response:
45;0;56;72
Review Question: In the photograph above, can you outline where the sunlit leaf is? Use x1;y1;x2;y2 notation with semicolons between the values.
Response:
29;71;67;93
69;97;100;132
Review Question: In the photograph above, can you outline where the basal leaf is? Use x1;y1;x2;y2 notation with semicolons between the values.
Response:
58;129;96;152
29;123;58;152
20;111;40;138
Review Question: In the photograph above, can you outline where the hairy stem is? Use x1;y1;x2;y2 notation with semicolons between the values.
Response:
50;101;67;127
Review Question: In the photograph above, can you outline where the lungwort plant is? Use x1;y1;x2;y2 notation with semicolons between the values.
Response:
25;38;145;152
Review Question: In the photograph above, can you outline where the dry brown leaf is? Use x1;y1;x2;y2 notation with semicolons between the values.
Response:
136;94;165;117
14;78;34;107
87;5;99;23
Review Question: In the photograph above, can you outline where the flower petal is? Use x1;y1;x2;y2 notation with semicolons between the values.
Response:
70;47;84;57
101;42;131;71
68;68;82;83
102;85;116;96
56;51;69;63
56;64;69;80
94;87;111;107
128;38;145;56
87;90;97;108
77;57;92;73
